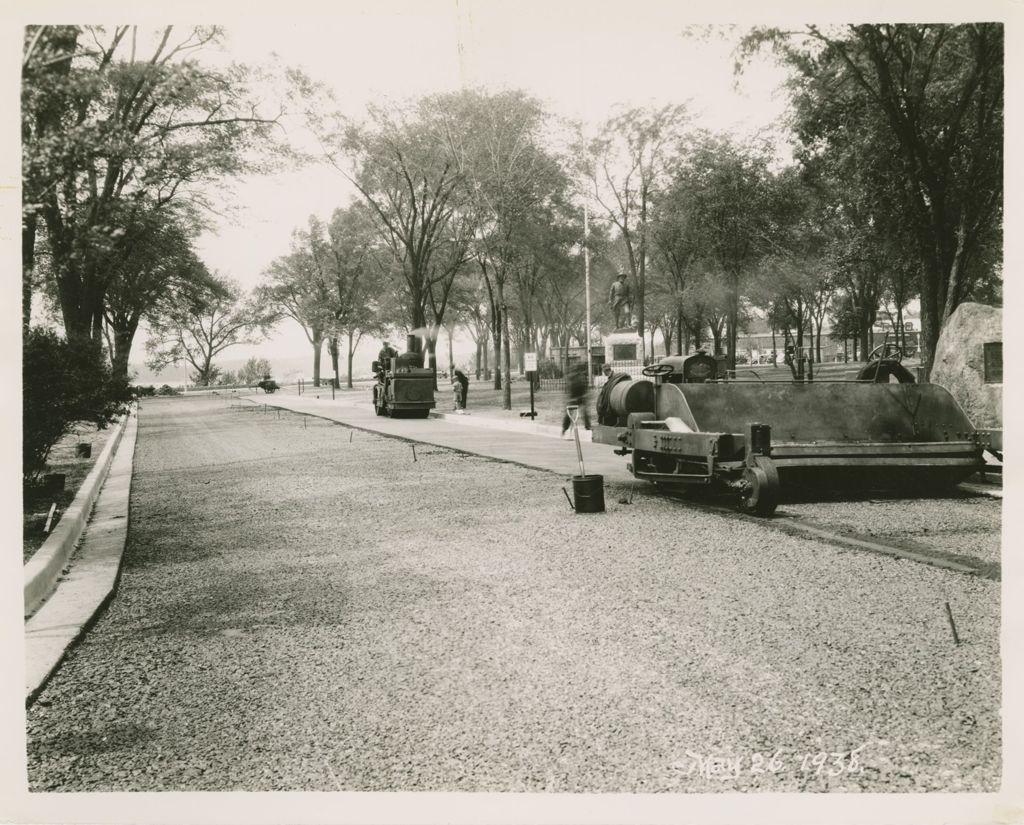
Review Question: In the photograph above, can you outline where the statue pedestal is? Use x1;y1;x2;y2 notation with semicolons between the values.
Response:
604;329;642;363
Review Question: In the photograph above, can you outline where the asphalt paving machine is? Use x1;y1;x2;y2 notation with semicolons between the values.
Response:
592;351;988;516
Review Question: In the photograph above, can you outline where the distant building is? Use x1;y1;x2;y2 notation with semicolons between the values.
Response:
735;306;921;363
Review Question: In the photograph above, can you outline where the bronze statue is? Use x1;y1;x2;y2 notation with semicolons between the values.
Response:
609;273;634;329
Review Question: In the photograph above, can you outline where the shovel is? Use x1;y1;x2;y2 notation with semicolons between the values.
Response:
566;405;586;477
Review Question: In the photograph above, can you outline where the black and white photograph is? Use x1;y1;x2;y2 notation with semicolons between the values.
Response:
2;1;1019;823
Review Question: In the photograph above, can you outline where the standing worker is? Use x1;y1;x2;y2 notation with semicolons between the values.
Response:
561;363;591;438
376;341;398;379
451;374;465;413
453;368;469;410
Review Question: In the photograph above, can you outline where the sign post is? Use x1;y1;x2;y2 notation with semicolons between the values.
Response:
522;352;538;419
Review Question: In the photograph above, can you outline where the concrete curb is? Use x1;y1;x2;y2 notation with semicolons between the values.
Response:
25;410;139;705
259;389;594;441
24;412;130;618
429;409;592;440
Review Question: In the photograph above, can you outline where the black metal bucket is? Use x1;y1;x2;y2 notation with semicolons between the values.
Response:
571;474;605;513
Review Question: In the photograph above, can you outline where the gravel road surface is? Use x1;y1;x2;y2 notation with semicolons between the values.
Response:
26;396;1001;792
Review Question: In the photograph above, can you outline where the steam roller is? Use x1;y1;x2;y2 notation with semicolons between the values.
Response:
592;353;988;517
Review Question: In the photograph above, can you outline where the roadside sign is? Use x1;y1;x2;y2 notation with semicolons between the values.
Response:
525;352;538;372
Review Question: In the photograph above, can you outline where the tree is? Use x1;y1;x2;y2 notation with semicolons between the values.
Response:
675;135;779;369
259;219;337;386
583;104;691;360
743;23;1003;375
238;357;272;385
330;98;471;377
650;165;707;355
319;205;388;388
100;204;216;381
145;277;274;385
21;25;289;346
752;168;835;361
436;89;567;408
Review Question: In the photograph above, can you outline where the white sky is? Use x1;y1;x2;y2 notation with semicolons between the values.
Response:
181;8;795;364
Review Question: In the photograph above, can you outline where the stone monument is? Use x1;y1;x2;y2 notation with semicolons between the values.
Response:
604;328;643;364
929;302;1002;428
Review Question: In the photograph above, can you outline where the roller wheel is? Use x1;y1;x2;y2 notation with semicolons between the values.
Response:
740;456;780;517
373;387;387;416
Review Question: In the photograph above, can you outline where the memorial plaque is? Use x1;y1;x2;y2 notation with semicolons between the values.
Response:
983;341;1002;383
612;343;637;360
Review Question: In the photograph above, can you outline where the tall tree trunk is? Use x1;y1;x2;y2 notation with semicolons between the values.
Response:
24;27;78;339
917;257;942;380
23;213;36;335
328;335;340;388
726;303;738;368
858;315;871;362
110;320;138;383
346;333;355;389
637;195;647;362
311;333;323;386
499;284;511;410
492;308;502;390
426;335;438;387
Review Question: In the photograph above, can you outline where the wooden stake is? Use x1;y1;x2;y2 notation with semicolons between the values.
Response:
945;601;961;646
411;444;417;462
43;503;57;534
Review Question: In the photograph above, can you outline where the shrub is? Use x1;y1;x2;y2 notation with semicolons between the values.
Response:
133;384;157;397
23;328;132;482
156;384;181;396
537;359;563;379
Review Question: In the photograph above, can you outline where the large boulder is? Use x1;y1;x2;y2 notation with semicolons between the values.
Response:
930;302;1002;428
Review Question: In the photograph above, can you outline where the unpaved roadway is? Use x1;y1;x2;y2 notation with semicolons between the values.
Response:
26;395;1001;792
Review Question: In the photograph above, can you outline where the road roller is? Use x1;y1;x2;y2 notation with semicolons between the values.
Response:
372;337;436;418
592;352;987;516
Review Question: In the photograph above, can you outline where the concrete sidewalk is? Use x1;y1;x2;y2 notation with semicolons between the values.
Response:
25;411;139;703
241;393;631;485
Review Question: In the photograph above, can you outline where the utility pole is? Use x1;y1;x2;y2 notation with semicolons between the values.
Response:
584;204;593;385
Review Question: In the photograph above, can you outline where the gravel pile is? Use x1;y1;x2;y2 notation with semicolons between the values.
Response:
26;397;1001;792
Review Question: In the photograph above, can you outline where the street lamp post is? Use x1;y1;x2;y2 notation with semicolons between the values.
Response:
584;204;593;384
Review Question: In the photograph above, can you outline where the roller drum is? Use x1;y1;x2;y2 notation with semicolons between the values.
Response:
607;378;655;419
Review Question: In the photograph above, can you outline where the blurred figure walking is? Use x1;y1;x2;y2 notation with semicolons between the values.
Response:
561;363;591;437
